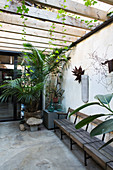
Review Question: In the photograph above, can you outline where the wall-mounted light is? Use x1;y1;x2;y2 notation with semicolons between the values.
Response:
102;59;113;73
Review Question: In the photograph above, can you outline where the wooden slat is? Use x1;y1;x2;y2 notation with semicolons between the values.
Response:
84;143;108;169
98;0;113;5
0;38;66;49
0;30;77;44
0;22;77;42
107;162;113;170
0;2;96;30
0;12;86;37
28;0;108;21
0;43;51;52
0;35;70;47
0;33;70;47
0;46;27;52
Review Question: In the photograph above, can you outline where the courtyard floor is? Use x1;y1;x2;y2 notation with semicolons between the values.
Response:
0;121;103;170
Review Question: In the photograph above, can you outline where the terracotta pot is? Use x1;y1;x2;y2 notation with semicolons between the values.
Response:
53;97;58;103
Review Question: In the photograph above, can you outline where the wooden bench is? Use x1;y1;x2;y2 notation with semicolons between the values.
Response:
54;107;113;170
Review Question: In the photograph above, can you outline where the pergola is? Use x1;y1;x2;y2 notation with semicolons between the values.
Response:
0;0;113;53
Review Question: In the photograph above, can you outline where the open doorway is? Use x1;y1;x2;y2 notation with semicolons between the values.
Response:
0;52;22;121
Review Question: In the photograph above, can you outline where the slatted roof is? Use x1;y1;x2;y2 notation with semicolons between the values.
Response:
0;0;113;52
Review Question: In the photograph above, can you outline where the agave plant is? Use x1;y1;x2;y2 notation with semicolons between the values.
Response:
69;94;113;149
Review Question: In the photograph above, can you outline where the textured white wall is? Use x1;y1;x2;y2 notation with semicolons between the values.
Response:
62;23;113;119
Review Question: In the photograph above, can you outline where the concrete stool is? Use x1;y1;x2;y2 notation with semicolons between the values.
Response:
26;117;43;131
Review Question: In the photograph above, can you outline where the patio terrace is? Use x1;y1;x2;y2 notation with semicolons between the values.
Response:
0;121;103;170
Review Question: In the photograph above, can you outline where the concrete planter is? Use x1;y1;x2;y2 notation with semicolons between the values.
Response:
43;110;66;129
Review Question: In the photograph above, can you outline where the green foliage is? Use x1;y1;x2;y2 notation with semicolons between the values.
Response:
16;0;29;40
90;119;113;136
69;102;100;117
75;114;106;129
107;11;113;16
83;0;97;6
0;78;43;112
70;94;113;148
0;43;70;112
95;94;113;105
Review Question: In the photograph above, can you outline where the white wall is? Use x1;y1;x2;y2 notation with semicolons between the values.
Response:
62;23;113;119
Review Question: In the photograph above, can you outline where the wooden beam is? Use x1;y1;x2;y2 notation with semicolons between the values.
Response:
0;12;86;37
0;22;77;42
0;31;75;45
0;31;71;47
27;0;108;21
0;43;51;52
98;0;113;5
0;37;67;49
0;2;96;30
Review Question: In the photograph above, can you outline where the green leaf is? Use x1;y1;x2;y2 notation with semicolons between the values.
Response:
94;94;113;104
75;114;106;129
99;138;113;150
69;102;100;117
90;119;113;137
57;15;61;19
4;5;9;9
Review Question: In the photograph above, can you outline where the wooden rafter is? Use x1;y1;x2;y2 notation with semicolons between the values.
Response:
26;0;108;21
0;24;77;42
98;0;113;5
0;2;97;30
0;12;86;37
0;38;66;49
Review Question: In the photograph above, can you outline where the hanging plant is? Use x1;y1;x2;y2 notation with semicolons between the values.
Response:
72;66;85;83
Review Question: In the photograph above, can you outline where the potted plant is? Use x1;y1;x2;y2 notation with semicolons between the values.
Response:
52;86;65;103
0;43;70;120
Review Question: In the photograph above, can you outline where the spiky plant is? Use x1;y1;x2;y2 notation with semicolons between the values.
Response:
72;66;85;83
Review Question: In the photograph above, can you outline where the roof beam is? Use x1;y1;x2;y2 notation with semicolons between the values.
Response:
0;2;96;30
0;43;51;52
26;0;108;21
0;30;77;44
0;23;77;42
0;38;65;49
0;12;86;37
98;0;113;5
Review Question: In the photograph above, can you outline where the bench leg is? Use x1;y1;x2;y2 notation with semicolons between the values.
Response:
84;151;91;166
70;138;73;150
70;138;76;150
84;151;87;166
61;130;63;140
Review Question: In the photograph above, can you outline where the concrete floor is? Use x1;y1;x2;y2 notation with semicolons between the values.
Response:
0;122;103;170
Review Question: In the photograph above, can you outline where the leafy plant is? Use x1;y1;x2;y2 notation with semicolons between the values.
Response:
51;85;65;98
0;78;43;112
0;43;70;112
69;94;113;149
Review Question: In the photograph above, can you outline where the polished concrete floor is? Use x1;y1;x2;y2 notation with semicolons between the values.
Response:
0;122;102;170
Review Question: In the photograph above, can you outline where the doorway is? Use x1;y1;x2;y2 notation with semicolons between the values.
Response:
0;51;22;121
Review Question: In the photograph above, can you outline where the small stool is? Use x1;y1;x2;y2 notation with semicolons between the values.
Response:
26;117;43;131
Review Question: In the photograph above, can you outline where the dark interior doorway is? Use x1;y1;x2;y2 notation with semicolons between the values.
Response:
0;50;22;122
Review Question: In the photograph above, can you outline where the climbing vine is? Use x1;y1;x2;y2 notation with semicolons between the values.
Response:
16;0;29;40
83;0;97;6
